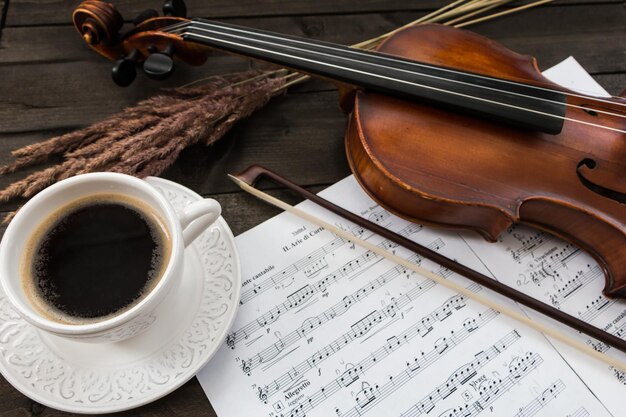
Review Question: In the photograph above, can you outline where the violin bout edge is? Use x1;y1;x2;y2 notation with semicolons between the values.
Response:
346;117;626;298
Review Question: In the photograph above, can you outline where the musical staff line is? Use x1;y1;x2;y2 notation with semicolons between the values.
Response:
258;293;471;402
228;224;423;348
549;265;603;307
427;352;544;417
340;328;520;417
513;379;565;417
589;321;626;354
528;244;580;285
239;224;368;305
577;295;616;323
509;229;547;263
241;272;434;375
568;407;589;417
282;309;501;417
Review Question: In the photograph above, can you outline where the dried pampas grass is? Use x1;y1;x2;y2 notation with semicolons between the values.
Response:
0;71;285;205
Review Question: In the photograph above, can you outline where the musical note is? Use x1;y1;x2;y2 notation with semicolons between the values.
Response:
513;379;565;417
526;243;580;285
243;277;434;375
509;229;547;262
426;352;544;417
303;258;329;278
283;310;501;417
577;295;616;323
259;294;472;401
239;235;347;304
367;209;391;224
462;212;626;412
240;223;382;305
549;265;602;307
355;382;378;408
227;225;423;348
337;329;519;417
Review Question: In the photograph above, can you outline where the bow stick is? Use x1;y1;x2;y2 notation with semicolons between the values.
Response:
229;165;626;371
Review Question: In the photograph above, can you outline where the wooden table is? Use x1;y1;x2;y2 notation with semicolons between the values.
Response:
0;0;624;415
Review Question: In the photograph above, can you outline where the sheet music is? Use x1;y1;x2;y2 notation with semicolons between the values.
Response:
197;58;620;417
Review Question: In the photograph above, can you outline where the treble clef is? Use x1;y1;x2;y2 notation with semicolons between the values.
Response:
258;385;269;403
241;359;252;375
226;333;236;349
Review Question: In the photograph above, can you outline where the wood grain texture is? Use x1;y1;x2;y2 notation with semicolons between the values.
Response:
0;0;6;29
3;0;469;26
6;0;622;26
0;0;625;415
2;4;626;68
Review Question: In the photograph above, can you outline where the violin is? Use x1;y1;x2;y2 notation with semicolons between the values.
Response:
73;1;626;297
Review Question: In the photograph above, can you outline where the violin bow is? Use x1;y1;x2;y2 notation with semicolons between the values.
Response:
229;165;626;371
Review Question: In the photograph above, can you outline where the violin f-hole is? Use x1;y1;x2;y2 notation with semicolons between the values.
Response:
577;158;626;204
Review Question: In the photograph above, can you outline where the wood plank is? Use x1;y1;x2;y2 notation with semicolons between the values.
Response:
0;372;218;416
594;73;626;96
0;0;6;33
2;0;457;26
0;57;257;133
2;4;625;69
6;0;621;26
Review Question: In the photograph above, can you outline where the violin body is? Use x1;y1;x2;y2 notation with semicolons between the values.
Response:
345;24;626;297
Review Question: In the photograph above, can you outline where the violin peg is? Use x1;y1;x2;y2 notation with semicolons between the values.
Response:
112;50;140;87
133;9;159;26
143;45;175;80
163;0;187;18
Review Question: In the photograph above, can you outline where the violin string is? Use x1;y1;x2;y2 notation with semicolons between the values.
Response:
162;20;189;32
180;30;626;134
170;21;626;113
170;24;626;123
170;20;626;104
165;21;626;108
168;26;626;133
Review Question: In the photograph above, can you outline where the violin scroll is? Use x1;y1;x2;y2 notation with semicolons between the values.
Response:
72;0;208;86
72;0;123;46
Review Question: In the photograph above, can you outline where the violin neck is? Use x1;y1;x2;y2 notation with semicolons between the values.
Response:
180;19;566;134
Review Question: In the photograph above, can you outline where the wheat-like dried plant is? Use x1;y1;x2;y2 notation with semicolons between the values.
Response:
0;0;553;219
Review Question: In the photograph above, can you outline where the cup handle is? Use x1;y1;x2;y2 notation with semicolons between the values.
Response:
177;199;222;247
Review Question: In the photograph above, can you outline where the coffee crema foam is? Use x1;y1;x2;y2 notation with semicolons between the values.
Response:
20;193;172;325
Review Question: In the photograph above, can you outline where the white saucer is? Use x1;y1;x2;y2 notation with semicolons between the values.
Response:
0;177;241;413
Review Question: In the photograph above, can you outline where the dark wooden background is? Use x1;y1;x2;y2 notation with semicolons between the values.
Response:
0;0;624;415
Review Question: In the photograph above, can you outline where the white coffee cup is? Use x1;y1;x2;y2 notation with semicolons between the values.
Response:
0;173;221;343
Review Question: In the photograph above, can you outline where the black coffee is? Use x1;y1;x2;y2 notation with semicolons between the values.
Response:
23;195;170;324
